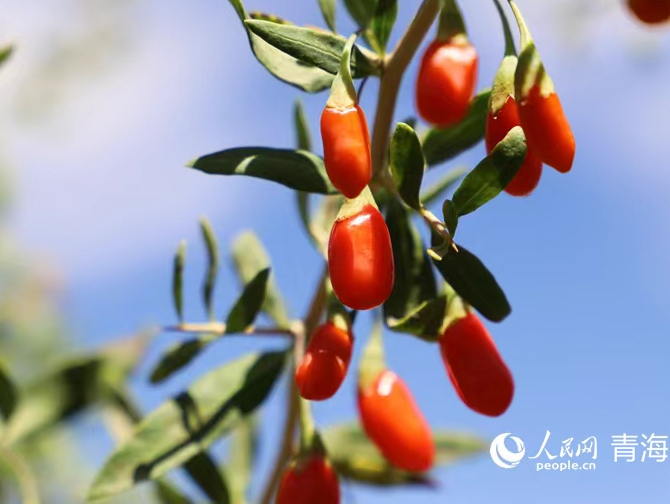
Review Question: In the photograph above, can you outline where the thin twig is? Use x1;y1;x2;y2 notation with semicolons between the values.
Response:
258;266;328;504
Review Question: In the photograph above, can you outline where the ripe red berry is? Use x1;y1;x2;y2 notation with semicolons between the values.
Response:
518;85;575;174
416;39;478;127
275;455;340;504
486;96;543;196
439;312;514;417
358;370;435;472
320;104;372;199
328;204;394;311
295;322;353;401
627;0;670;25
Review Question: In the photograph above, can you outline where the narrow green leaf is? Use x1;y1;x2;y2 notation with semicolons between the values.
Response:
422;90;491;167
183;452;230;504
150;337;213;385
245;20;379;78
88;352;287;502
200;217;220;321
173;240;186;323
420;166;467;206
431;243;511;322
384;200;436;323
231;232;289;328
389;123;425;211
0;46;13;69
0;360;18;421
442;200;458;237
225;268;270;334
188;147;335;195
452;126;527;216
226;0;334;93
0;447;41;504
323;423;486;486
317;0;337;32
293;100;312;152
371;0;398;50
226;416;257;503
154;481;194;504
343;0;377;28
387;295;448;342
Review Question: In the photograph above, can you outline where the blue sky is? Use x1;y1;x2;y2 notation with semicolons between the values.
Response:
1;0;670;502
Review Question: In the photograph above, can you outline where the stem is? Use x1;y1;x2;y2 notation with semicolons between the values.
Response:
0;447;40;504
493;0;516;57
371;0;441;178
163;322;294;337
258;266;328;504
508;0;532;49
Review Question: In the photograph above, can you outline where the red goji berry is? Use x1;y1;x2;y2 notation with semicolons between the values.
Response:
439;312;514;417
275;454;340;504
517;85;575;174
320;104;372;199
295;322;353;401
486;96;543;196
627;0;670;25
416;39;478;127
358;370;435;472
328;203;394;311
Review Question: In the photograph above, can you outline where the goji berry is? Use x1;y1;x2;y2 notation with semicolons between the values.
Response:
295;322;353;401
275;454;340;504
321;104;372;199
439;312;514;417
486;96;543;196
416;39;478;127
328;203;394;310
627;0;670;25
358;370;435;472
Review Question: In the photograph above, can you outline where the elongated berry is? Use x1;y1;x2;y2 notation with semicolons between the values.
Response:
295;322;353;401
439;312;514;417
321;105;372;199
517;85;575;174
358;370;435;472
627;0;670;24
416;39;478;127
328;203;394;311
486;96;542;196
276;455;340;504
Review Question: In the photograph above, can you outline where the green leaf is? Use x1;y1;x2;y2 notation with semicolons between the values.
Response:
387;295;448;342
173;240;186;323
422;90;491;167
225;268;270;334
420;166;467;206
293;100;312;152
343;0;377;28
183;452;230;504
154;481;194;504
226;0;334;92
318;0;337;32
88;352;287;502
226;416;257;503
389;123;425;211
452;126;527;216
323;423;486;486
0;447;41;504
150;337;213;385
371;0;398;50
0;360;18;421
442;200;458;237
245;20;379;78
384;200;436;324
0;46;13;69
231;232;289;328
431;243;511;322
188;147;335;195
200;217;220;321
